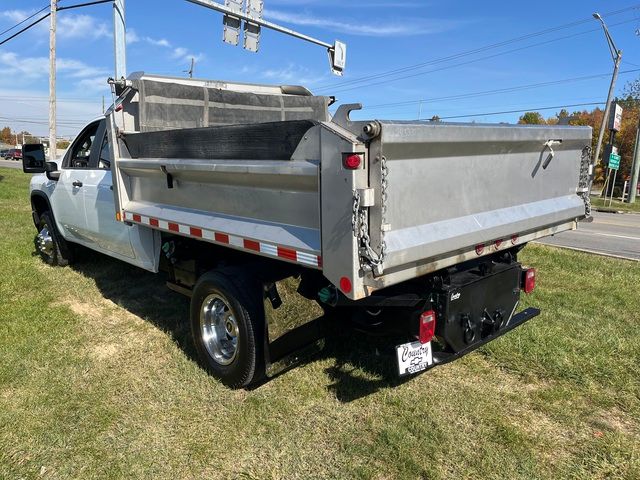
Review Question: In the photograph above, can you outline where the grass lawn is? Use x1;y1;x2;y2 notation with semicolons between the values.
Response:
591;196;640;214
1;166;639;479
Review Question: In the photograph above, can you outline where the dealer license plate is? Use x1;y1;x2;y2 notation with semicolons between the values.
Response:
396;341;433;376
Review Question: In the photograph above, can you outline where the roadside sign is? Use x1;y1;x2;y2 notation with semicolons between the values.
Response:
609;153;621;170
608;103;623;132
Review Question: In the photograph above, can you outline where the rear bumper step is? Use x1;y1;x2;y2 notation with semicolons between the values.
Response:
428;307;540;369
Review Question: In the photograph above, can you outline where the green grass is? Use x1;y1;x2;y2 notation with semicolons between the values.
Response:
1;166;639;479
592;196;640;213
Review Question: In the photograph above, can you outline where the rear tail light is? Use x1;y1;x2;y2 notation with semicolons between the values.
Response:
343;153;363;170
522;268;536;294
419;310;436;344
339;276;352;294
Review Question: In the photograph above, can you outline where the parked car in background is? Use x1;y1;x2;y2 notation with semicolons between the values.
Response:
7;148;22;160
0;149;10;158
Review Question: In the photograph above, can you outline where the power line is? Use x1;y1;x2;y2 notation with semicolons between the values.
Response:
0;0;111;47
57;0;113;12
315;5;640;93
0;95;101;104
431;102;606;121
324;17;640;95
362;68;640;110
0;5;49;38
0;13;51;48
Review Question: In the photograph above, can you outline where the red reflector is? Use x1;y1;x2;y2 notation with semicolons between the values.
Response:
475;244;485;255
523;268;536;294
495;239;503;249
339;276;352;294
511;234;519;245
344;154;362;170
115;104;123;112
419;310;436;344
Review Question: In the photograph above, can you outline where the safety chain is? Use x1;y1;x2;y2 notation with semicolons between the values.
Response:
351;156;388;272
579;146;592;218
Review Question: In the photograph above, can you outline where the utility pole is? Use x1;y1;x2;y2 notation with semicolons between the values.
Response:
629;113;640;203
592;13;622;181
49;0;57;160
113;0;126;79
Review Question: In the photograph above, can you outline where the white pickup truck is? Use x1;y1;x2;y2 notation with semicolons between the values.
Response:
23;73;593;388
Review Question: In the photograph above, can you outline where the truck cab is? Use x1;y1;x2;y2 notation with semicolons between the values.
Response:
28;118;157;271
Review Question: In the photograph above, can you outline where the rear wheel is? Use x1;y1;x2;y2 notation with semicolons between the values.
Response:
190;270;265;388
35;211;73;266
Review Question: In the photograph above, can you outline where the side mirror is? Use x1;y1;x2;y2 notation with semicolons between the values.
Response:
45;162;60;181
22;144;46;173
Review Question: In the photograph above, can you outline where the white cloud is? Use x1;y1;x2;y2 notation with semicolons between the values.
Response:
0;10;110;42
269;0;425;6
0;50;108;83
261;63;327;86
0;9;40;24
57;14;110;40
136;36;204;64
76;76;111;93
145;37;171;48
264;9;463;37
126;28;140;44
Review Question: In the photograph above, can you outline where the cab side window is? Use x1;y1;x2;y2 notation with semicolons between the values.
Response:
98;134;111;170
65;122;99;169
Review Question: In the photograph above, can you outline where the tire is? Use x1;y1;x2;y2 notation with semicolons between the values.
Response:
35;211;74;267
190;270;265;388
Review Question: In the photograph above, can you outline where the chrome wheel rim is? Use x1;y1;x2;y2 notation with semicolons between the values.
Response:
37;226;54;258
200;294;239;366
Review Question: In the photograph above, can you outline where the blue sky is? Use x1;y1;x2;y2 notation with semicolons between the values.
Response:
1;0;639;137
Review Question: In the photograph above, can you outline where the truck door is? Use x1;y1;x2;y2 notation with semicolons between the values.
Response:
81;120;135;259
50;121;101;243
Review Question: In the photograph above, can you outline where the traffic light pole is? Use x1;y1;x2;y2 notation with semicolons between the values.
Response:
113;0;126;80
185;0;347;75
49;0;57;160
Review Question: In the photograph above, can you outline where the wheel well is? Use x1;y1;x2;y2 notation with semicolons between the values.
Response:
30;194;50;227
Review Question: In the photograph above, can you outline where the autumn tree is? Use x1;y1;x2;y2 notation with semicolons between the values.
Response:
518;112;546;125
0;127;13;145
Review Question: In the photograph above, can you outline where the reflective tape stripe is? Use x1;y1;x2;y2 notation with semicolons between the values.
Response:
121;211;322;269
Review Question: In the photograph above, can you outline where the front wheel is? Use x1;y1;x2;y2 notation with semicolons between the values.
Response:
190;270;265;388
35;211;74;266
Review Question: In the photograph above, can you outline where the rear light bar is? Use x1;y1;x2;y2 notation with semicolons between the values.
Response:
419;310;436;344
522;268;536;294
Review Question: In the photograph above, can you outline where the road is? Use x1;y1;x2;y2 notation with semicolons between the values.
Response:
537;211;640;261
0;159;22;169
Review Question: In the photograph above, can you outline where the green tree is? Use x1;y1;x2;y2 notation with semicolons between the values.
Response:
518;111;546;125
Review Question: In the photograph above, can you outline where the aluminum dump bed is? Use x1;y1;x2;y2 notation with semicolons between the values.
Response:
109;74;592;300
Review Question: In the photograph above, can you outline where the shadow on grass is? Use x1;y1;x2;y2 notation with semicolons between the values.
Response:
0;175;4;183
70;246;194;359
67;247;411;402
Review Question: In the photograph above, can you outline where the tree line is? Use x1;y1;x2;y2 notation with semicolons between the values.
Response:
1;126;71;150
517;78;639;186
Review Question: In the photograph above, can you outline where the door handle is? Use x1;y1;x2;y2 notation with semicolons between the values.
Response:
72;180;83;188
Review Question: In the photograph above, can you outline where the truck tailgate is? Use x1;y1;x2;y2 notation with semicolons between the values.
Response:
368;121;591;273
